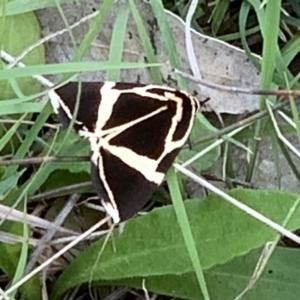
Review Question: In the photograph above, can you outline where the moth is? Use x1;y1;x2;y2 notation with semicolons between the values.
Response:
48;82;200;223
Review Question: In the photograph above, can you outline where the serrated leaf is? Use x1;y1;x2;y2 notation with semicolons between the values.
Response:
51;189;300;299
108;247;300;300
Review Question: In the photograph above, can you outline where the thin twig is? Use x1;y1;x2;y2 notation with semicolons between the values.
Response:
0;204;75;234
0;119;57;129
29;182;92;203
1;217;110;299
175;69;300;97
1;50;54;88
0;230;42;246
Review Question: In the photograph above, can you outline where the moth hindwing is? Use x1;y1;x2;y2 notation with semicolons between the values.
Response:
49;81;200;223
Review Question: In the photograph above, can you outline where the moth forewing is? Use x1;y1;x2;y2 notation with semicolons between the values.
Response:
50;81;200;223
99;105;169;139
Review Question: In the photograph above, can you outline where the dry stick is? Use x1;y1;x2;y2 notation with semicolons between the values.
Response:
175;69;300;97
201;173;254;188
0;230;41;246
0;204;75;234
182;124;248;167
50;228;109;246
29;181;92;203
267;101;300;160
0;119;57;129
25;194;80;274
278;109;298;128
1;51;53;88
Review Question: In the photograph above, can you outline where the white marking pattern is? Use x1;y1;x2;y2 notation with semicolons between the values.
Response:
90;83;198;220
51;81;199;222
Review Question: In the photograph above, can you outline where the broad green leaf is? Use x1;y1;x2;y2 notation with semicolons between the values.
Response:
0;12;45;99
0;0;73;16
108;247;300;300
52;189;300;299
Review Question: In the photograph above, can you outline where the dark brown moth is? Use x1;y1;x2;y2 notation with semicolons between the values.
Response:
48;82;200;223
